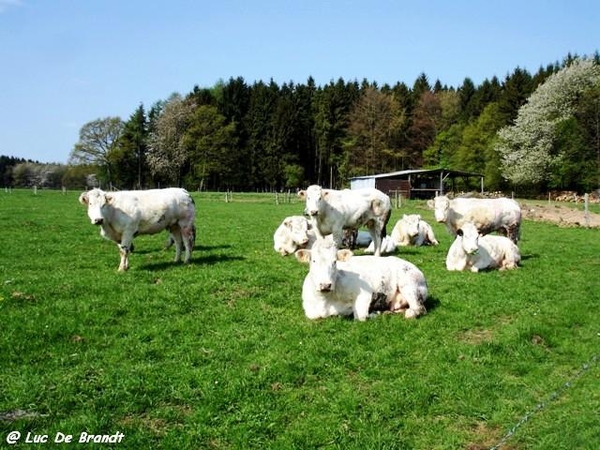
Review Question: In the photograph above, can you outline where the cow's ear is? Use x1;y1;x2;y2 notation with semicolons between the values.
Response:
456;229;464;237
416;214;421;220
402;214;407;219
295;249;311;264
322;191;329;199
298;190;306;199
283;219;292;228
78;192;89;206
426;199;434;209
337;249;353;262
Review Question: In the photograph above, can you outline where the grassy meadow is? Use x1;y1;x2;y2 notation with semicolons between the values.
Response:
0;189;599;449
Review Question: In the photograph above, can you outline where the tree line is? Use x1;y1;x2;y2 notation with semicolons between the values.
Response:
3;53;599;194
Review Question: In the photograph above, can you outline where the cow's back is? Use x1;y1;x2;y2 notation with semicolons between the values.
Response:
450;197;520;232
110;188;195;234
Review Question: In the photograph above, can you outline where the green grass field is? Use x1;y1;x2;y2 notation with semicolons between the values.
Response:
1;189;599;449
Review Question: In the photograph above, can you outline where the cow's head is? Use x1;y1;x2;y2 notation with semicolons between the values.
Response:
456;222;480;255
402;214;421;238
433;195;450;222
274;216;311;256
295;238;353;292
79;188;111;225
299;185;326;217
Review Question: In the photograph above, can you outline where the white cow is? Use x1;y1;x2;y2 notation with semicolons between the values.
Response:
295;238;428;321
446;222;521;272
364;235;397;254
273;215;313;256
79;188;196;271
433;195;521;243
391;214;439;247
298;185;392;257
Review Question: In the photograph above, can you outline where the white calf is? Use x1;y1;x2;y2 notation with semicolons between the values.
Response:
273;216;313;256
391;214;439;247
295;239;428;321
79;188;196;271
298;185;391;257
446;222;521;272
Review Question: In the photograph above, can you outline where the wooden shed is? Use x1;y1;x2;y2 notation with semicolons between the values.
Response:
349;168;484;199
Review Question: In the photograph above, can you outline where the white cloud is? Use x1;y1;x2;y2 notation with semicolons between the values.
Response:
0;0;23;14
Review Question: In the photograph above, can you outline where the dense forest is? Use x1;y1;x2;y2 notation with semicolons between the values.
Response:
3;54;599;194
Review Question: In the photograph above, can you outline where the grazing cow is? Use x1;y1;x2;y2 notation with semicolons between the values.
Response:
295;238;428;321
298;185;392;257
364;235;397;254
446;222;521;272
79;188;196;271
433;195;521;243
391;214;439;247
273;215;314;256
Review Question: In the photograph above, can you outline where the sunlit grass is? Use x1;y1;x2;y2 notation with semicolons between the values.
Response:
0;189;598;449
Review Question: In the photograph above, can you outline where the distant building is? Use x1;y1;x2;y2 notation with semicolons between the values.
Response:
350;168;484;199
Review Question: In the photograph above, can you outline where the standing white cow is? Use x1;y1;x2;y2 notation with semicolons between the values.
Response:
433;195;521;243
79;188;196;271
298;185;392;257
295;238;428;321
391;214;439;247
446;222;521;272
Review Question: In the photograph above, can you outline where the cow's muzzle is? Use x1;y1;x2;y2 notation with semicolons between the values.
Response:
92;218;104;225
318;283;332;292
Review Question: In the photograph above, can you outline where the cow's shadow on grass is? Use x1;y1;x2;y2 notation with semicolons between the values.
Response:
132;243;232;255
424;295;441;313
520;252;539;261
136;246;243;271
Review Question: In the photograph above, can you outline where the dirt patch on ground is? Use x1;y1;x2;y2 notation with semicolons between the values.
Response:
521;202;600;228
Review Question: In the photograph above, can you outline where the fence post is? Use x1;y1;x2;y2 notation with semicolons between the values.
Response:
584;193;590;228
275;192;279;205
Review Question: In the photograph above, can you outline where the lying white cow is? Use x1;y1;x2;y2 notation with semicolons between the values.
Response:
433;195;521;243
273;215;313;256
364;235;396;254
79;188;196;271
299;185;391;257
295;238;428;321
391;214;439;247
446;222;521;272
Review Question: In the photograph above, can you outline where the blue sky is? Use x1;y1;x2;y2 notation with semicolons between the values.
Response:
1;0;598;164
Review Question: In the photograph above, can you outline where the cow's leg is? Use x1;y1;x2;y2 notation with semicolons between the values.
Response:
117;230;135;271
117;244;130;271
398;286;427;319
368;227;382;257
331;230;344;248
354;293;372;321
426;228;439;245
181;224;194;263
170;227;184;262
507;225;519;243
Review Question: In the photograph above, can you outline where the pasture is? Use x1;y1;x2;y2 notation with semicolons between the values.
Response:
0;189;599;449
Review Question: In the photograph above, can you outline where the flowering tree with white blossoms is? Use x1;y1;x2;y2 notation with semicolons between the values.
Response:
496;58;600;186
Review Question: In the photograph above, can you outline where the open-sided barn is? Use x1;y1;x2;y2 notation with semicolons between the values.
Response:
349;168;484;199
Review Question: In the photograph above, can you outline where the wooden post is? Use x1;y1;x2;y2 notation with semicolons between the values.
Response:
275;192;279;205
584;193;590;228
